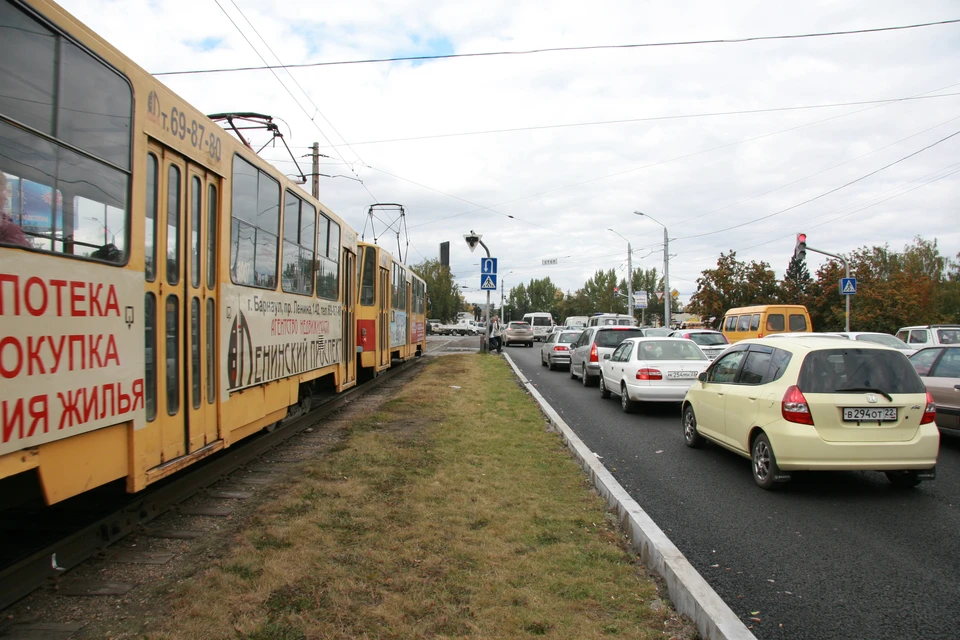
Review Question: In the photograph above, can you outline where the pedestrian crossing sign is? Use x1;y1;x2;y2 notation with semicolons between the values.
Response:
840;277;857;295
481;275;497;290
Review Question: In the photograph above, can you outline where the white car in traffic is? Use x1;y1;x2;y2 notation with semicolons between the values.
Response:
599;337;710;412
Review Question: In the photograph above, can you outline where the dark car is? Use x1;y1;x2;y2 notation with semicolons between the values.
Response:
569;326;645;386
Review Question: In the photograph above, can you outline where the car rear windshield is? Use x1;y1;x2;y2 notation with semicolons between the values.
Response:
510;322;530;329
688;333;727;346
644;328;672;337
530;317;552;326
595;328;644;347
558;333;579;343
638;340;708;361
797;348;925;395
936;328;960;344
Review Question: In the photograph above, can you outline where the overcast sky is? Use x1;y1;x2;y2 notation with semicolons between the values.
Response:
59;0;960;306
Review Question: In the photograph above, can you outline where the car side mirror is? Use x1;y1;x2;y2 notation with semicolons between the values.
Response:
697;371;707;382
603;354;611;360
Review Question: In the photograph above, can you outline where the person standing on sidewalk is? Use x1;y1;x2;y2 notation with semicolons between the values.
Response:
489;315;503;354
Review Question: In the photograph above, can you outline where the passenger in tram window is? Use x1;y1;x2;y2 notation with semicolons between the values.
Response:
0;172;31;248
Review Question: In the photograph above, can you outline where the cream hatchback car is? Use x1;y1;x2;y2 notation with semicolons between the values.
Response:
681;338;939;490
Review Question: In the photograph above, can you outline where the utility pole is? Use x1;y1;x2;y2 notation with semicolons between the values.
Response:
663;228;671;329
310;142;320;199
627;241;633;323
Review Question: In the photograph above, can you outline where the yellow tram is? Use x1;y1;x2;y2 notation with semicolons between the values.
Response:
355;242;426;376
0;0;417;506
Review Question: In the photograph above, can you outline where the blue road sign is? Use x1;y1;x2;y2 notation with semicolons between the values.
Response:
840;277;857;295
481;257;498;275
480;274;497;290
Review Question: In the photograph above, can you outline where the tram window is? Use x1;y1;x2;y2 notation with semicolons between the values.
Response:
392;264;406;310
206;184;217;288
145;154;158;281
0;121;128;261
360;245;376;306
0;4;131;263
166;296;180;416
191;297;201;410
230;155;279;289
206;298;215;405
190;176;201;288
0;1;55;133
144;292;157;422
281;190;315;295
58;40;132;170
315;215;339;300
166;165;181;285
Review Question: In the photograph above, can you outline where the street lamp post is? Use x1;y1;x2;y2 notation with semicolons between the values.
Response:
635;211;670;329
464;231;492;354
608;229;633;323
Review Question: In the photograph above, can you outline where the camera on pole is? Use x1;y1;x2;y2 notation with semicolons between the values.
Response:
794;233;807;262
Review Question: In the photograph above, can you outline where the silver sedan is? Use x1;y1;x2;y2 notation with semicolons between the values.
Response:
540;330;582;370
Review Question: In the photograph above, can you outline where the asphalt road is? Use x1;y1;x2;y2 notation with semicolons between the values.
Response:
503;341;960;640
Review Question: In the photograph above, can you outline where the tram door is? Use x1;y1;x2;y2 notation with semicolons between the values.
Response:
146;143;220;466
378;264;390;368
341;249;356;385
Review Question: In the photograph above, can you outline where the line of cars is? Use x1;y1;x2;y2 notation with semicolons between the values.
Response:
526;322;956;492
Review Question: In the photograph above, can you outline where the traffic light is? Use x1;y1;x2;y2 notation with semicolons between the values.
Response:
794;233;807;262
613;287;619;296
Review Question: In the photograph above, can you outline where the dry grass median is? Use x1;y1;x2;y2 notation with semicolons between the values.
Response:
157;354;694;639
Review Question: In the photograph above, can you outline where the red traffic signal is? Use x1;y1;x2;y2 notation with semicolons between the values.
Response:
794;233;807;261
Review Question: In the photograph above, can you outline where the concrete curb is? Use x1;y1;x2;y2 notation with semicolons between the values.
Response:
503;354;756;640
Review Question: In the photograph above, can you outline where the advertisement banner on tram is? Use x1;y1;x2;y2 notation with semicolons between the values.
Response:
222;284;344;393
0;254;145;456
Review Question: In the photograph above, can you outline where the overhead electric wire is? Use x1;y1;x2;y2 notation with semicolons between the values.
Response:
670;111;960;228
309;91;960;148
153;18;960;76
673;128;960;242
211;0;380;210
404;80;960;237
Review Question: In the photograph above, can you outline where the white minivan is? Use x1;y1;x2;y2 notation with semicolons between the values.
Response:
522;312;555;342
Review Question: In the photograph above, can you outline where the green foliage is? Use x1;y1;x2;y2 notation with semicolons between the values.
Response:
410;259;460;322
687;251;778;326
686;237;960;332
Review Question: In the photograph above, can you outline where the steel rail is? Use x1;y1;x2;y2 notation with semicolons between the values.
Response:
0;358;423;611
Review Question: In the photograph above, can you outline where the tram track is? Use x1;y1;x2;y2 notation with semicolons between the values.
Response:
0;358;424;613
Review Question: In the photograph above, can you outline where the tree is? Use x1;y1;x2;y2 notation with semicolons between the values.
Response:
780;255;811;303
410;259;459;322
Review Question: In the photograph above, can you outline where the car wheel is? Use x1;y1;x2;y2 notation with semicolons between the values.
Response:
752;433;782;490
541;353;547;367
548;359;556;371
581;364;591;387
570;362;578;379
885;471;921;488
683;404;704;448
599;375;611;399
620;383;636;413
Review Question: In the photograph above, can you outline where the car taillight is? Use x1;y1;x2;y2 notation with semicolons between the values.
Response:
637;368;662;380
920;390;937;425
553;345;568;352
781;385;813;425
683;333;691;339
589;343;598;362
758;333;764;338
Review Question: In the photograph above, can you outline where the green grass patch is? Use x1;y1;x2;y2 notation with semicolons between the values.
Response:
154;355;695;639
